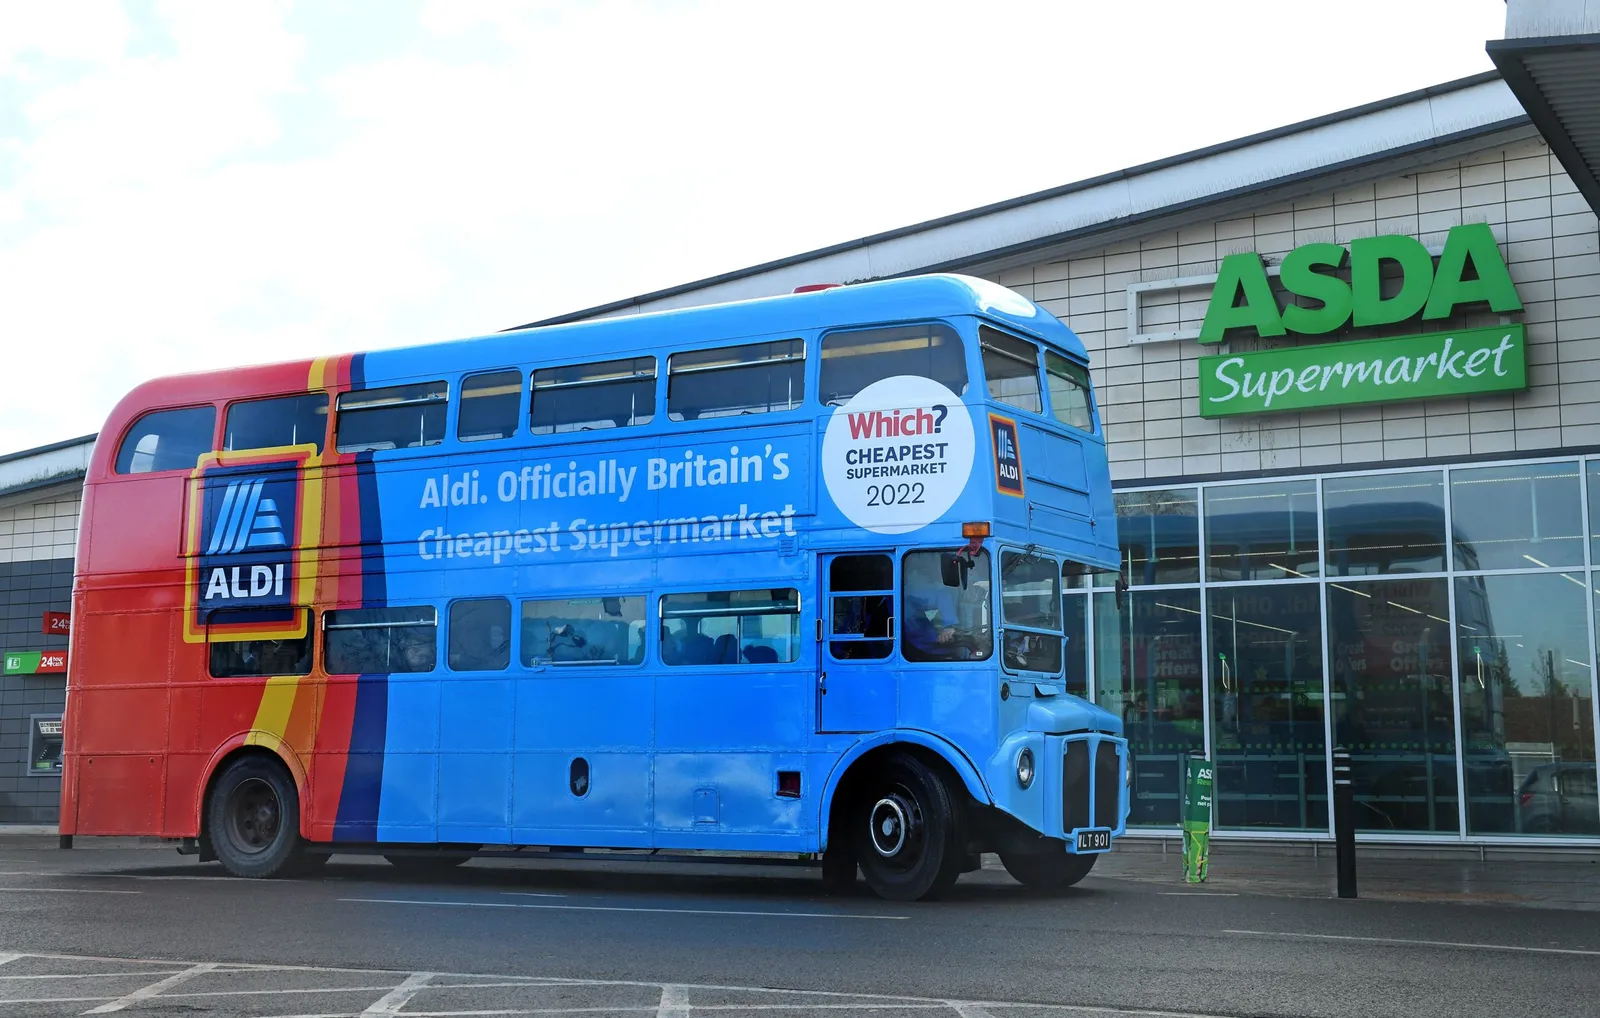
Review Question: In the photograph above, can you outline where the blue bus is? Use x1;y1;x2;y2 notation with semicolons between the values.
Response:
68;273;1128;902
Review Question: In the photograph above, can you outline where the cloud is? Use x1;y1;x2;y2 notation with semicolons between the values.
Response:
0;0;1506;452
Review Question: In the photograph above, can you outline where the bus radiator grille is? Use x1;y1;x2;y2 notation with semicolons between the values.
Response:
1062;741;1090;833
1093;740;1121;830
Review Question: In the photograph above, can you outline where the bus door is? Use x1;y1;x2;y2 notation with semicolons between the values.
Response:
818;553;898;733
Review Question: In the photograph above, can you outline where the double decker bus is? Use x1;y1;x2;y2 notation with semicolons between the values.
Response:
61;273;1128;901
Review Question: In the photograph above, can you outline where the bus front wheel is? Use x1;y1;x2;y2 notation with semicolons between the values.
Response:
852;755;964;902
999;848;1097;890
205;755;307;879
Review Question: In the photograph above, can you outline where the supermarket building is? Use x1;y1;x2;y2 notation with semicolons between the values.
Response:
3;5;1599;845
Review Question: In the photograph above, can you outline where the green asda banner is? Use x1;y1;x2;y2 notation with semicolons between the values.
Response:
1182;756;1213;884
1199;324;1526;418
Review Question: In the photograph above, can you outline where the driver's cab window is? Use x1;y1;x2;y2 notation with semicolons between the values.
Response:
901;549;992;662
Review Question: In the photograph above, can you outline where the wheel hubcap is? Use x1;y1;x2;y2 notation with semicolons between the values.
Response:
227;778;282;855
868;796;912;858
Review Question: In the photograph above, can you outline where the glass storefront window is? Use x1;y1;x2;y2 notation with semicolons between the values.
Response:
1208;584;1327;831
1454;573;1598;836
1327;578;1458;832
1097;489;1200;587
1588;462;1600;564
1451;462;1584;571
1324;471;1447;576
1093;589;1204;826
1205;480;1320;581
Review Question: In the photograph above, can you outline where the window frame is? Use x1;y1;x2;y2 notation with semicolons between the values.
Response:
334;380;450;453
1043;350;1096;434
322;605;439;674
518;593;650;669
446;596;513;672
223;392;330;455
456;369;523;444
825;553;897;662
658;588;803;667
665;339;806;422
817;321;971;407
998;548;1066;677
529;356;658;435
978;325;1046;416
900;547;994;664
206;608;314;679
113;404;218;475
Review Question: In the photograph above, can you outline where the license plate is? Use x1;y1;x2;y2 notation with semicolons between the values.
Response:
1075;828;1112;852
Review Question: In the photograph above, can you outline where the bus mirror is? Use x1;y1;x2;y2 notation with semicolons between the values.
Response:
941;552;972;589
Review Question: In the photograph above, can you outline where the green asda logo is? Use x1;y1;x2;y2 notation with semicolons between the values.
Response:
1199;222;1522;343
1195;223;1527;417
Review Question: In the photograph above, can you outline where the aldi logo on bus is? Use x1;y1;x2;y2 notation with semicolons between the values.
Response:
194;470;299;615
989;415;1024;497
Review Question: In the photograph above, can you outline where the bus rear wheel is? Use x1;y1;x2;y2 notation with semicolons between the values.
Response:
999;847;1097;890
206;755;307;879
852;755;964;902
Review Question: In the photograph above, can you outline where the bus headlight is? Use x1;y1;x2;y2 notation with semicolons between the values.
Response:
1016;748;1035;789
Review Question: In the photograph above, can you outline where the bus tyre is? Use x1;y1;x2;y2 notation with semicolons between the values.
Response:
999;848;1097;890
853;755;964;902
205;756;307;879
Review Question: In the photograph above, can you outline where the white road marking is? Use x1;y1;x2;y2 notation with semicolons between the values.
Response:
0;970;185;980
1157;892;1240;897
656;983;691;1018
0;887;139;895
1225;929;1600;957
339;897;906;920
504;892;567;898
362;971;435;1014
81;962;217;1013
950;1003;997;1018
0;954;21;967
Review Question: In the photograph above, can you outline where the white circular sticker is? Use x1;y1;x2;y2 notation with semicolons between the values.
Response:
822;375;974;534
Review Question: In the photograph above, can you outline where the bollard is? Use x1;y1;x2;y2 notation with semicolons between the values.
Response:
1332;747;1356;899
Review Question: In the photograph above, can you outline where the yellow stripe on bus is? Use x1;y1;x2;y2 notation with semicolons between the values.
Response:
247;676;300;743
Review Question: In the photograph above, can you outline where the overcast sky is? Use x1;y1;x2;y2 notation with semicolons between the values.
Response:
1;0;1510;452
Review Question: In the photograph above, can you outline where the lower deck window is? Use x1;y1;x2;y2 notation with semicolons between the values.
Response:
325;606;437;673
661;589;801;665
208;609;313;677
902;550;992;662
521;596;646;666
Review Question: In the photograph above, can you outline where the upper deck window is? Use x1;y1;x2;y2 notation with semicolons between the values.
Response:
818;324;969;405
335;381;447;452
458;370;521;442
225;393;328;454
1044;352;1094;433
114;405;216;474
667;340;804;421
530;357;655;434
979;326;1042;414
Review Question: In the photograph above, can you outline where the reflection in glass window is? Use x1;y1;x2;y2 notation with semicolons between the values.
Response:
335;381;447;452
530;357;655;434
1001;552;1062;674
1450;461;1584;571
1208;584;1327;831
325;606;437;673
448;598;511;671
1205;480;1319;581
1588;462;1600;563
1063;592;1088;699
1097;489;1200;586
902;549;992;663
979;327;1042;413
115;405;216;474
1045;352;1094;432
1324;472;1446;575
225;394;327;454
818;324;969;405
1093;589;1204;827
1455;573;1597;836
457;370;521;442
828;555;893;661
208;609;312;678
667;341;803;421
1327;578;1457;832
659;590;799;665
521;596;646;666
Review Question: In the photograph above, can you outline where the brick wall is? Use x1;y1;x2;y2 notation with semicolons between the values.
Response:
0;492;80;824
989;136;1600;482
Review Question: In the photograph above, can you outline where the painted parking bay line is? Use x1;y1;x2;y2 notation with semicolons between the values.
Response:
0;887;140;895
339;897;906;920
1225;929;1600;957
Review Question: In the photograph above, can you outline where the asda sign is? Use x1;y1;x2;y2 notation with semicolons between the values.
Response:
1196;223;1527;417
